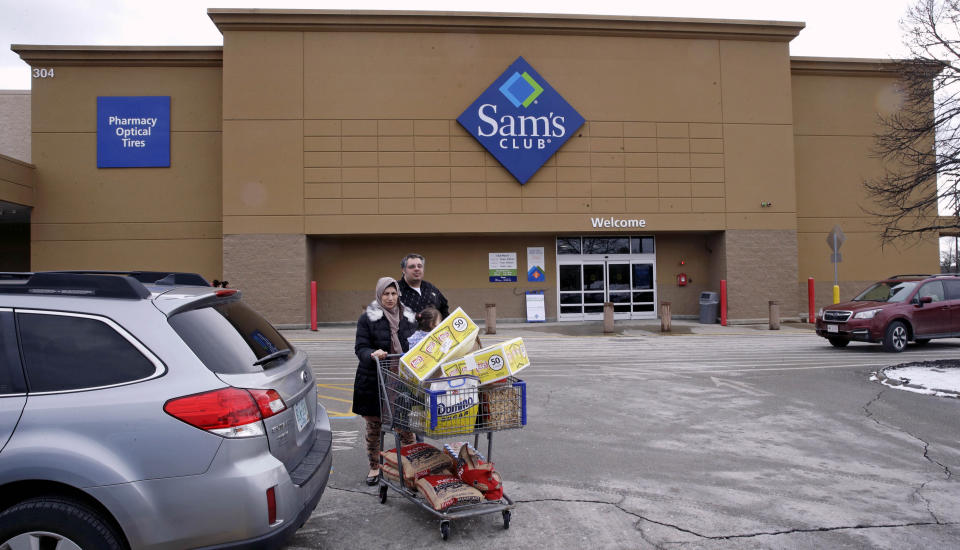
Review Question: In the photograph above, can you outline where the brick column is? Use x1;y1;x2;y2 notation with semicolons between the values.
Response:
724;230;799;322
223;234;307;326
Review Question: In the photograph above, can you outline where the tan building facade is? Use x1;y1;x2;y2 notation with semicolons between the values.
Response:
10;10;939;325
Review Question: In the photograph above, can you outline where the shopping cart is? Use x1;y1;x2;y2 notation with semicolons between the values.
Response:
375;354;527;540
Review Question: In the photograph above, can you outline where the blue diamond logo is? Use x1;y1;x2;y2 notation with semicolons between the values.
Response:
458;57;584;184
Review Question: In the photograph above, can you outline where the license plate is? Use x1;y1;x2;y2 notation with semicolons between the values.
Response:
827;324;839;333
294;399;310;432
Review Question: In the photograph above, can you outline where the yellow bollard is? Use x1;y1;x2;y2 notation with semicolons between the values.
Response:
833;285;840;304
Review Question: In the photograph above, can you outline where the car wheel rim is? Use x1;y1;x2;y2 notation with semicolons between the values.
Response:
1;532;83;550
893;326;907;350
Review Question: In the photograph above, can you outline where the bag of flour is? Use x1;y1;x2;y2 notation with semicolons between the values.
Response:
416;474;484;511
380;443;456;484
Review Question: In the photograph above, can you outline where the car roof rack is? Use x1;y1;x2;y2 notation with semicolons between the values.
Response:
0;272;151;299
887;274;933;279
49;270;211;287
0;271;211;300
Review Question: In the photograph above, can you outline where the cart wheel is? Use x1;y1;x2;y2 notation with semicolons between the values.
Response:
502;510;511;530
440;520;451;540
378;484;388;504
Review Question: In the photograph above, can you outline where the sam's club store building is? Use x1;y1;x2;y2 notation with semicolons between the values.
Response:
2;9;939;325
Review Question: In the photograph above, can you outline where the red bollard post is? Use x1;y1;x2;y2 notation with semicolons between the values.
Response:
720;279;727;326
310;281;318;331
808;277;815;323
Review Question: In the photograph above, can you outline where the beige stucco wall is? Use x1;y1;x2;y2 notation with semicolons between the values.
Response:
13;48;224;280
216;12;807;322
10;13;942;326
791;60;939;314
0;154;33;271
0;153;34;208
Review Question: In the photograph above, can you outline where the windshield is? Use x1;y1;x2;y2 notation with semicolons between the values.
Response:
853;281;919;303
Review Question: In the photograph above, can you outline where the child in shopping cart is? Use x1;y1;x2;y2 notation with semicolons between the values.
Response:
408;306;442;347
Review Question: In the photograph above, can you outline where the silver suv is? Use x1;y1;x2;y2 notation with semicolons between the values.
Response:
0;271;331;549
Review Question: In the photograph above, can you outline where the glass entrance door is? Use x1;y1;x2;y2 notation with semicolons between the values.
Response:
630;262;656;317
558;260;657;320
556;236;657;321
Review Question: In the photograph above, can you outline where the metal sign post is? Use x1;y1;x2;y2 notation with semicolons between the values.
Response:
826;225;845;304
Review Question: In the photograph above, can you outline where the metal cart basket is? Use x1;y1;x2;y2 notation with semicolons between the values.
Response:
375;354;527;540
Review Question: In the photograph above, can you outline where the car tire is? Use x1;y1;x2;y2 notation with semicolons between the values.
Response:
0;497;124;550
914;338;931;346
882;321;908;353
828;337;850;348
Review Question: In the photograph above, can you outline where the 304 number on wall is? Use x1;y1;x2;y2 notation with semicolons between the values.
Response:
32;68;55;78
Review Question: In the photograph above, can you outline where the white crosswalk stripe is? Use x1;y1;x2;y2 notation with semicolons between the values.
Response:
296;331;960;416
296;332;960;387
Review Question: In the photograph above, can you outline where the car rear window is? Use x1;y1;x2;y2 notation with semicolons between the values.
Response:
18;312;158;392
0;311;26;394
169;300;292;374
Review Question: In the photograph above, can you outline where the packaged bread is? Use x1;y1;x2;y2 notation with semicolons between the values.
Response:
400;307;479;382
481;381;522;430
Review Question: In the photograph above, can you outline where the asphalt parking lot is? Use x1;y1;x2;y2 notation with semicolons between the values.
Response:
285;321;960;549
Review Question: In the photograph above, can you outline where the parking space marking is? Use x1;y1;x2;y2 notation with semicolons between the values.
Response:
316;382;355;417
316;383;352;391
318;394;353;404
332;430;359;451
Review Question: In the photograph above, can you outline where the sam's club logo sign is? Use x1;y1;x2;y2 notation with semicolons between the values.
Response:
458;57;584;184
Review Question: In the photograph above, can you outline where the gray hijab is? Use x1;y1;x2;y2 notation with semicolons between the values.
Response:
375;277;403;355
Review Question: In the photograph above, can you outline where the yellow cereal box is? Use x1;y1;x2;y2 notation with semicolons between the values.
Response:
400;307;479;382
438;337;530;385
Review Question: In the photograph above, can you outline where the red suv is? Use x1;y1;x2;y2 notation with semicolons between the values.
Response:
815;274;960;352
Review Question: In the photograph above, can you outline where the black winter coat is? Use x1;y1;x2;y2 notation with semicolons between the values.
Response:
352;301;417;417
397;278;450;319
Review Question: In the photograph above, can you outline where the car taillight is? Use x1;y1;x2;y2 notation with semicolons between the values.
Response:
164;387;267;438
248;388;287;418
266;486;278;525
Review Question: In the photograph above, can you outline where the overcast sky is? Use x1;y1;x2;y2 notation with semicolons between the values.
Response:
1;0;916;90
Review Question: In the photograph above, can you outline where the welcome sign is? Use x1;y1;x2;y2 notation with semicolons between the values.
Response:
97;96;170;168
458;57;584;184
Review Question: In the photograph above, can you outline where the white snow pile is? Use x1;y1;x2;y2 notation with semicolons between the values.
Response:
872;360;960;399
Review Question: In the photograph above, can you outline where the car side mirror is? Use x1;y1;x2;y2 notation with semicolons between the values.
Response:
915;295;933;306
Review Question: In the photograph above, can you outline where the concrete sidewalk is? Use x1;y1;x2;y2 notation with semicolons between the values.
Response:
283;318;816;340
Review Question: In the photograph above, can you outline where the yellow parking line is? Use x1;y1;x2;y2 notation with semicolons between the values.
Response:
316;383;352;392
327;411;357;418
318;394;353;404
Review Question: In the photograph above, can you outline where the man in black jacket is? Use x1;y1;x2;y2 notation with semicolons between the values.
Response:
397;253;450;319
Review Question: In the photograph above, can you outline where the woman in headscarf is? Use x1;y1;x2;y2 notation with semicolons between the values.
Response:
353;277;418;485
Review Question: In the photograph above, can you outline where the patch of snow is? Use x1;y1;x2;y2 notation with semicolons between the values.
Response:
874;361;960;399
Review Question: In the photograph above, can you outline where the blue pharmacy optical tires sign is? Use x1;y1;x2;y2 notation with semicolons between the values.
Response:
97;96;170;168
458;57;584;184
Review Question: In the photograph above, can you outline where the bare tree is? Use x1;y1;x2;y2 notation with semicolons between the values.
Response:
941;240;958;271
865;0;960;244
